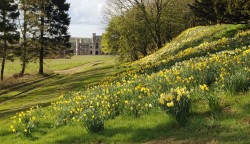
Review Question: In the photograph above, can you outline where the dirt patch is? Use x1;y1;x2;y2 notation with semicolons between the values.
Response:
243;118;250;125
92;62;104;66
222;106;235;114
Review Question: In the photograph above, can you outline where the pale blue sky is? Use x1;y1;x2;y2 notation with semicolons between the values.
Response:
66;0;106;38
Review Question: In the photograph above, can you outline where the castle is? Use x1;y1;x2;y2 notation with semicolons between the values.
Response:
75;33;102;55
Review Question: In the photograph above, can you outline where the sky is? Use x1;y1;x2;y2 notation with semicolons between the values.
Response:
66;0;107;38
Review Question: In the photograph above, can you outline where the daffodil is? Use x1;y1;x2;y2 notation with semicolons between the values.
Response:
159;98;164;105
167;101;174;107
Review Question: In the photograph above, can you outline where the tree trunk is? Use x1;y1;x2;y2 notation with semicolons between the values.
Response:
133;0;163;49
39;16;44;75
20;8;28;77
1;40;7;81
1;12;7;81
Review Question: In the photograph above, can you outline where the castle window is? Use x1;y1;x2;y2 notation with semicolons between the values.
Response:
96;43;99;49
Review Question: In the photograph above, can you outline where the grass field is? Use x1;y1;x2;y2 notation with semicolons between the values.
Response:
0;24;249;144
3;55;116;78
0;56;117;119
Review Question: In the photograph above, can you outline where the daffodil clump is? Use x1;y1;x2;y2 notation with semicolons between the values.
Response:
50;93;114;133
121;83;155;117
159;87;191;126
200;84;221;113
10;106;44;136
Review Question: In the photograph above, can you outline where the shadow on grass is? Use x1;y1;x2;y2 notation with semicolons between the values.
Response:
0;74;62;105
0;65;116;118
54;121;174;144
0;101;51;118
0;74;59;94
54;107;250;144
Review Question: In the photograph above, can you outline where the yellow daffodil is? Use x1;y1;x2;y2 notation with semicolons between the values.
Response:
167;101;174;107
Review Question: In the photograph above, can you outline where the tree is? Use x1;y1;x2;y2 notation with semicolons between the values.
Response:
102;0;195;62
0;0;20;81
226;0;250;23
189;0;250;24
46;0;71;56
102;7;156;62
189;0;217;24
28;0;71;74
127;0;171;48
17;0;35;77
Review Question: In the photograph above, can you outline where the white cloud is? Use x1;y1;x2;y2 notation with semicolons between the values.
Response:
69;24;105;38
66;0;107;37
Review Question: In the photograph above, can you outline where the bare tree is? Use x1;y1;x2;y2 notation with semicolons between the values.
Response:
126;0;173;48
101;0;132;25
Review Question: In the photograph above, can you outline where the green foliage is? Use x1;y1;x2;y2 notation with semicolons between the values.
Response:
102;9;155;62
221;68;250;94
83;108;105;133
24;0;71;74
102;0;194;62
0;0;20;81
189;0;250;24
199;84;221;113
10;106;44;136
159;87;192;126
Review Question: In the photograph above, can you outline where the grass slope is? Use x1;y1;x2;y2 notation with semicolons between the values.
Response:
0;56;116;119
0;24;249;144
131;24;249;71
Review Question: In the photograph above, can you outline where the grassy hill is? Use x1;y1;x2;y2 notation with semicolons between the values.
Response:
0;24;249;143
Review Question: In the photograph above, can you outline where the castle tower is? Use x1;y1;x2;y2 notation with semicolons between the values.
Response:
93;33;97;55
76;39;79;55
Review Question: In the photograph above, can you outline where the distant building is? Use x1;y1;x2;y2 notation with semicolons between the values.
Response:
75;33;102;55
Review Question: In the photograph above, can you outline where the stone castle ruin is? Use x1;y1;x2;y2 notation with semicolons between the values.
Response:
75;33;102;55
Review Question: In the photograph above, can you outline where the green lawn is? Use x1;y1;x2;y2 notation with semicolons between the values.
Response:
3;55;116;78
0;56;117;119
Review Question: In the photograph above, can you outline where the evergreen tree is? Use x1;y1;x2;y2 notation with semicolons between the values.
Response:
18;0;35;76
189;0;250;24
226;0;250;23
189;0;217;24
214;0;228;23
0;0;20;81
46;0;71;56
28;0;71;74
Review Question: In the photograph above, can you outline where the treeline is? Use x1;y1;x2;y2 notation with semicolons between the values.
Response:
0;0;71;81
190;0;250;24
101;0;250;62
